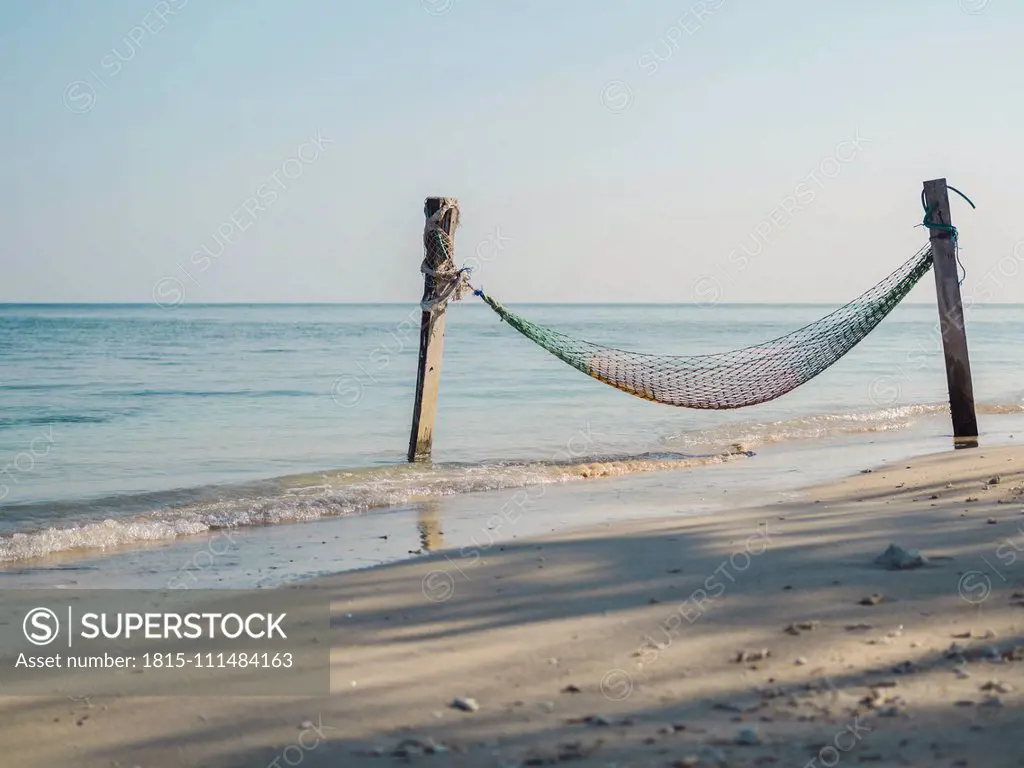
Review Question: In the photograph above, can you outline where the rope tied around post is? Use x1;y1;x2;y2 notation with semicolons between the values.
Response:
419;253;473;311
920;184;975;286
419;197;473;312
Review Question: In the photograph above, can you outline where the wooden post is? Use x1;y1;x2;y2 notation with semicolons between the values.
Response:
922;178;978;446
408;197;460;462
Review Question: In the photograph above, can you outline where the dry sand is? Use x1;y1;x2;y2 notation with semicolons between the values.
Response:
3;444;1024;767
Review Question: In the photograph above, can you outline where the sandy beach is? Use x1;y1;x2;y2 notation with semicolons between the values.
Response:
3;443;1024;767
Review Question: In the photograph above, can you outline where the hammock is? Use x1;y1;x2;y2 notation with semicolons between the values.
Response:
470;246;933;409
418;197;935;410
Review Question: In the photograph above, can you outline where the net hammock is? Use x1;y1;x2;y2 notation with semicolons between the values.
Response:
419;197;935;410
467;246;934;409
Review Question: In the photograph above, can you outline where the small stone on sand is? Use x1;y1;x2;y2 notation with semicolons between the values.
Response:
735;648;770;663
450;697;479;712
874;543;927;570
783;620;820;635
981;680;1013;693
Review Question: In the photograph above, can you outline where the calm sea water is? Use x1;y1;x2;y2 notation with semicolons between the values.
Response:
1;301;1023;567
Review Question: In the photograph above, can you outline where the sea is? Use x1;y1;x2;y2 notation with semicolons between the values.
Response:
1;302;1022;589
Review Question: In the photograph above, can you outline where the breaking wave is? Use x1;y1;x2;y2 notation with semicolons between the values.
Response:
0;449;749;564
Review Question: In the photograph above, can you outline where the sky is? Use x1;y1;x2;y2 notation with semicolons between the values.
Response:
1;0;1023;304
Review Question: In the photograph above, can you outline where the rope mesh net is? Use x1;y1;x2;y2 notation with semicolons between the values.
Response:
420;198;471;313
472;245;934;410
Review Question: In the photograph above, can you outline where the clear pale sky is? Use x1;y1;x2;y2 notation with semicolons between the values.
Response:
2;0;1022;304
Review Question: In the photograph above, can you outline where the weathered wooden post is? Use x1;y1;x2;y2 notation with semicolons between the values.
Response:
922;178;978;446
408;197;460;462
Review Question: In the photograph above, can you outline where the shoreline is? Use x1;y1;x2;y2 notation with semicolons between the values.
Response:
3;442;1024;766
3;408;1021;590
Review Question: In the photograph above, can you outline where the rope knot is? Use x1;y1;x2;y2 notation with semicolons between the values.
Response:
420;201;473;312
420;260;473;312
919;184;975;287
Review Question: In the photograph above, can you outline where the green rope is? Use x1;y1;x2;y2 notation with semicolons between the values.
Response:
920;184;974;286
947;185;977;210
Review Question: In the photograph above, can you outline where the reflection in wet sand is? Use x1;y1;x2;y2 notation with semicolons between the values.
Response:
418;503;444;552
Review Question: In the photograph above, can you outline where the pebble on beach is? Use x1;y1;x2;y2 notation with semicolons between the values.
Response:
786;620;820;634
735;648;770;663
450;697;480;712
874;543;927;570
